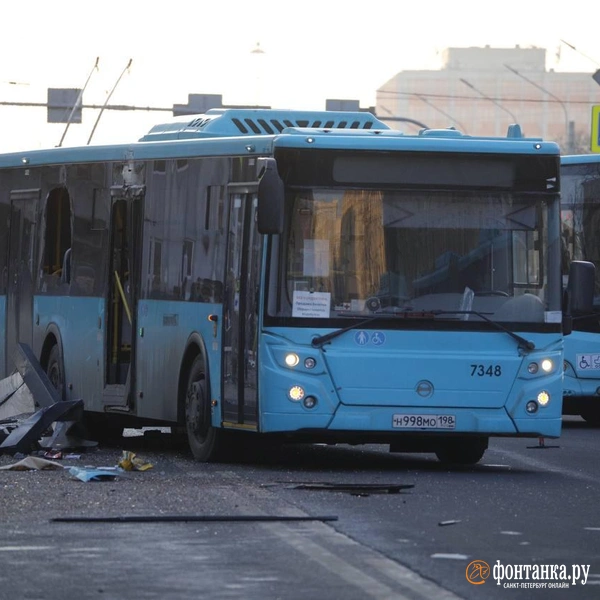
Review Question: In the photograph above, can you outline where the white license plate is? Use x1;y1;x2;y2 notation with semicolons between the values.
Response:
392;414;456;429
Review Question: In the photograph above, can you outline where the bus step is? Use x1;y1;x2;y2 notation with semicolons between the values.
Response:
102;384;128;406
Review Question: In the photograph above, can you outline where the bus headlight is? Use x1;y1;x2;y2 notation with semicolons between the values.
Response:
303;396;317;409
537;391;550;406
285;353;300;367
526;401;539;413
288;385;305;401
528;359;554;375
304;357;317;369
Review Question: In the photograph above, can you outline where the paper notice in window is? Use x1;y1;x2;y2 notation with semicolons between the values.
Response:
292;291;331;318
303;239;329;277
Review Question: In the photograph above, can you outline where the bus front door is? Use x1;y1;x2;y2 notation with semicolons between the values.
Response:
222;191;261;427
6;189;39;374
103;188;142;408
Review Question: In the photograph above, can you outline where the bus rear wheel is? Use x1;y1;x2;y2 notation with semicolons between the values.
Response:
435;437;487;465
186;356;223;462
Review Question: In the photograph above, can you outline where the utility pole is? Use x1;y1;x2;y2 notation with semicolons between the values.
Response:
505;64;573;152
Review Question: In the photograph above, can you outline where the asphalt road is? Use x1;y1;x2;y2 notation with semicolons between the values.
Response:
0;417;598;599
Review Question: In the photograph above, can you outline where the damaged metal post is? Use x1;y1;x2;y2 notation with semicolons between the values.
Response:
0;399;84;454
14;343;61;408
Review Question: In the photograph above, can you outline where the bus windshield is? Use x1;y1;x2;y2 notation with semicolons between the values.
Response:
270;188;555;323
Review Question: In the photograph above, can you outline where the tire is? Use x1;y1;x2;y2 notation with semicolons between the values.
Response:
46;344;65;401
435;437;488;465
185;356;225;462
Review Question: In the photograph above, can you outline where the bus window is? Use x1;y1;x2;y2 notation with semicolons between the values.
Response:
40;187;72;293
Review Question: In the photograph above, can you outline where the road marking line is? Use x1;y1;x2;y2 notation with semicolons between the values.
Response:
366;556;464;600
0;546;53;551
221;471;463;600
490;448;600;485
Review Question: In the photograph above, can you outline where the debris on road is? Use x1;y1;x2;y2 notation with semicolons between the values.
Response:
0;343;97;455
68;466;124;482
0;456;65;471
283;482;415;496
118;450;153;471
52;514;339;523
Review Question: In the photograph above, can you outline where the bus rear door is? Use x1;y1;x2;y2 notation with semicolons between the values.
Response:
6;188;39;374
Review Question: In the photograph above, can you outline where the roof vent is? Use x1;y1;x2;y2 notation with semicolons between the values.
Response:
139;109;389;141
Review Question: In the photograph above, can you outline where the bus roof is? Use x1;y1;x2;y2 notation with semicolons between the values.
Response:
561;153;600;165
0;109;560;168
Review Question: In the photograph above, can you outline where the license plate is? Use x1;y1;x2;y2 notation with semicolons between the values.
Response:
392;414;456;429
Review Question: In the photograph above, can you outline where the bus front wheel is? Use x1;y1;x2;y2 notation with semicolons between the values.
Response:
46;344;65;400
435;437;487;465
185;356;223;461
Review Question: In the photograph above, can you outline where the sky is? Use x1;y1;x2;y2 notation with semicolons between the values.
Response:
0;0;598;152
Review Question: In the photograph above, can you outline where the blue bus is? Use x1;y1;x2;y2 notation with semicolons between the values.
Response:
561;153;600;423
0;109;589;464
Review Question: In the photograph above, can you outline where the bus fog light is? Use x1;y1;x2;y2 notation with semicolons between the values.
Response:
527;362;538;374
526;401;538;413
285;353;299;367
304;357;316;369
537;391;550;406
288;385;305;401
541;359;553;373
303;396;317;409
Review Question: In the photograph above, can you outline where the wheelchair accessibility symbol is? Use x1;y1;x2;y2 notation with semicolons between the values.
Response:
371;331;386;345
354;331;386;346
577;354;600;371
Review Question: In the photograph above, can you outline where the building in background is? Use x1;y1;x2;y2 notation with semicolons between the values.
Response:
376;46;599;153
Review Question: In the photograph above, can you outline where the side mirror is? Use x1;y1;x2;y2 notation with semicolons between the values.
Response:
257;158;284;235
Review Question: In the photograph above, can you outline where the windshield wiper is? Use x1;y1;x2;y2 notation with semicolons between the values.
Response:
431;309;535;352
311;310;437;348
310;308;536;352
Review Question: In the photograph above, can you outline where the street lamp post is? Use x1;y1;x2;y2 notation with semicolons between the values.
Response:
560;39;600;88
416;94;468;133
504;64;572;152
377;105;429;130
459;78;518;124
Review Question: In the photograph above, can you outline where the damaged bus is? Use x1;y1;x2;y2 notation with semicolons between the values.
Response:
0;109;591;464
